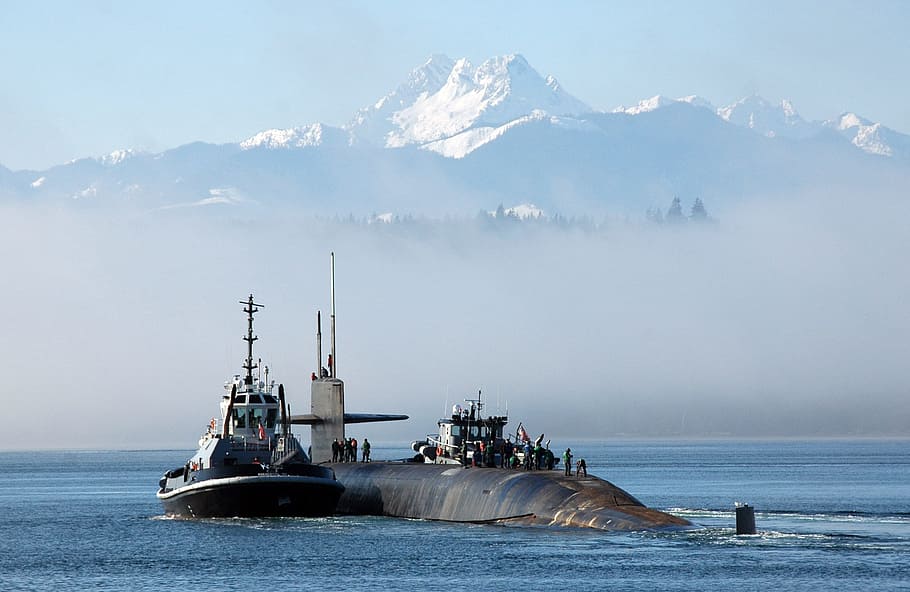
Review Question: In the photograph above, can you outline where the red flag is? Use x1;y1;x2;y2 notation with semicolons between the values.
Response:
518;423;530;443
258;422;266;440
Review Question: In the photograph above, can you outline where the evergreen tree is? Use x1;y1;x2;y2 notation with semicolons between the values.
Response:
666;196;685;224
646;206;664;224
690;197;708;222
495;203;506;219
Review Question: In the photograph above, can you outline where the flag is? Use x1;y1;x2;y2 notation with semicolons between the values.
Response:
258;422;266;440
517;422;530;443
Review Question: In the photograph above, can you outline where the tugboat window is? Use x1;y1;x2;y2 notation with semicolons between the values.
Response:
235;395;246;404
250;407;266;428
266;408;277;428
233;408;246;428
249;395;263;404
264;395;277;404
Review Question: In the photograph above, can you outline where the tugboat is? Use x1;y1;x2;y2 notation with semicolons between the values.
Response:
410;392;559;469
411;391;517;466
156;295;344;518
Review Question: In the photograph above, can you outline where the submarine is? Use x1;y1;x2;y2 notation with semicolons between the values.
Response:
290;254;691;531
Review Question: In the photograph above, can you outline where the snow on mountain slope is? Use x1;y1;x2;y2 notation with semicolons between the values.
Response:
823;112;910;158
98;148;140;166
348;53;590;149
613;95;715;115
422;111;598;159
345;54;456;146
240;123;349;149
716;95;816;139
7;53;910;213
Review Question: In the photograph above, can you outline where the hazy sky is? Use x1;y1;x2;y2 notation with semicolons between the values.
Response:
2;0;909;170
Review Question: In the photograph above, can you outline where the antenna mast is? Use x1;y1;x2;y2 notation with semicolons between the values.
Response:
240;294;264;385
316;311;323;379
331;252;337;378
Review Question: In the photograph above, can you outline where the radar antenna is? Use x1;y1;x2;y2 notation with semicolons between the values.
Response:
465;389;484;417
240;294;264;385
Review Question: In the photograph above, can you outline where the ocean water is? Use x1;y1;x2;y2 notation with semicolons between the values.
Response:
1;439;907;591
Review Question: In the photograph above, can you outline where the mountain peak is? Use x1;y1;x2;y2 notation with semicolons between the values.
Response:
827;112;872;131
613;95;715;115
347;53;590;148
240;123;348;150
98;148;140;166
717;95;812;139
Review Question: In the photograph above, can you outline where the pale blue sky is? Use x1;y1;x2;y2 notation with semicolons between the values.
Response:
2;0;907;170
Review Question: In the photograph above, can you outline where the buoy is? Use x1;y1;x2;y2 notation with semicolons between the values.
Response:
735;503;756;535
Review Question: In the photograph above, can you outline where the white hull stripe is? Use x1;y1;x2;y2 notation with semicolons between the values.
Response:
156;475;340;500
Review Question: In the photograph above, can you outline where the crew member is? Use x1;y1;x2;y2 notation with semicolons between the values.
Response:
563;448;573;476
576;458;587;477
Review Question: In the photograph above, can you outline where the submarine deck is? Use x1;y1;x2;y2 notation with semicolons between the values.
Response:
329;462;690;531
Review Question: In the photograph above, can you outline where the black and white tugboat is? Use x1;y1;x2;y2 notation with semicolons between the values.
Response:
157;295;344;518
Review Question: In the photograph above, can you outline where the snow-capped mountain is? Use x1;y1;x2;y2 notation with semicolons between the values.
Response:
613;95;714;115
346;53;590;150
4;53;910;216
824;112;910;158
240;123;349;150
619;94;910;159
98;148;141;166
716;95;816;140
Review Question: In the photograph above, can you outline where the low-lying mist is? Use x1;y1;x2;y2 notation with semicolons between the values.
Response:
2;189;908;450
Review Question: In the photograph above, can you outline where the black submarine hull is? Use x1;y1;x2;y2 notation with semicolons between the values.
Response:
157;474;344;518
329;462;691;530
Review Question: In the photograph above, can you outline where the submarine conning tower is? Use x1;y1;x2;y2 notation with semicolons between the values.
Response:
310;375;345;464
290;252;407;463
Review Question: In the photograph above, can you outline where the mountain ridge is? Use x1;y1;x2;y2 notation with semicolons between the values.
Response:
3;53;908;216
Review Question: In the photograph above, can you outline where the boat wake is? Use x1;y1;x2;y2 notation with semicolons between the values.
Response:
666;507;910;524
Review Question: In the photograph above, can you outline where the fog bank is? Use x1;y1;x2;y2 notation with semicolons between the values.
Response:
1;191;908;450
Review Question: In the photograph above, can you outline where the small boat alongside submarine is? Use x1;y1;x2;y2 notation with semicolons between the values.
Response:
156;295;343;518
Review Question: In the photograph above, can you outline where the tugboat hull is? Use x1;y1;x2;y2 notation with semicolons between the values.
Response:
157;475;344;518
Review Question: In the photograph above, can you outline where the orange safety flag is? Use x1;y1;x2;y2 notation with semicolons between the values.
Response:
258;422;266;440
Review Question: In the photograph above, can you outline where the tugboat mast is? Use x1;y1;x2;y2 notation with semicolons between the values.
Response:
240;294;264;385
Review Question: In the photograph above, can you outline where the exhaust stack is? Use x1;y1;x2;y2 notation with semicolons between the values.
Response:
222;384;236;438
